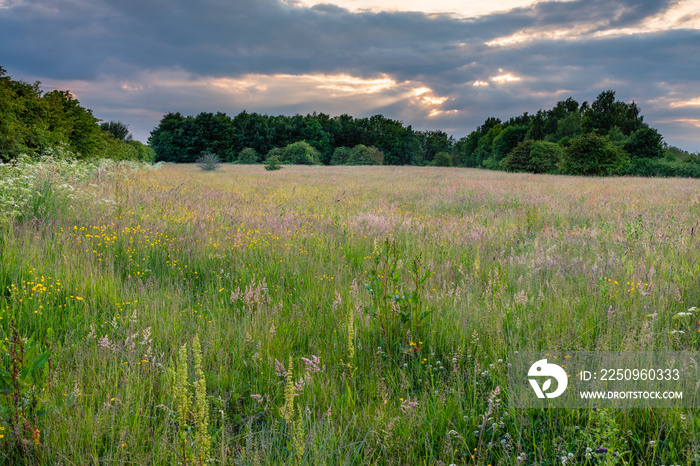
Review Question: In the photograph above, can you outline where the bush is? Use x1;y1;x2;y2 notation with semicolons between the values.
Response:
561;133;629;176
265;147;284;162
0;153;99;222
620;158;700;178
195;152;221;171
129;141;156;163
500;140;563;174
623;126;664;159
281;141;321;165
500;140;533;172
330;146;352;165
492;125;528;161
347;145;384;165
528;141;564;173
264;155;283;171
237;147;259;164
432;152;453;167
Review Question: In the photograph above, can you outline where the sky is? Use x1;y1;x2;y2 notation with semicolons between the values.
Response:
1;0;699;151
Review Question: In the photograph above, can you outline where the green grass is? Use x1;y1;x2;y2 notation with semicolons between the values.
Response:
1;162;699;464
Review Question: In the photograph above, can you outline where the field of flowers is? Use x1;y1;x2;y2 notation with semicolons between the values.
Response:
1;160;699;464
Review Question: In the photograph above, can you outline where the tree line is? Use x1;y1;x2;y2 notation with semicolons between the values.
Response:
148;111;451;166
0;66;154;163
149;90;699;177
455;91;700;177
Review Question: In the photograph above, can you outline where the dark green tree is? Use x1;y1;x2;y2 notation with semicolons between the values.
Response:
606;126;628;147
432;152;453;167
418;130;453;165
100;121;132;141
347;145;384;165
149;112;187;162
525;110;548;141
561;133;629;176
193;112;237;161
330;146;352;165
623;126;664;159
527;141;564;173
502;140;565;173
475;124;503;167
582;90;643;135
477;117;502;135
232;111;273;156
128;140;156;163
282;141;321;165
454;131;480;167
550;113;582;145
43;90;102;158
363;115;411;165
329;113;362;149
542;98;580;137
302;119;332;164
492;125;528;161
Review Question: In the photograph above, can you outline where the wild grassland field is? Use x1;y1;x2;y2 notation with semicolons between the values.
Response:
1;161;700;464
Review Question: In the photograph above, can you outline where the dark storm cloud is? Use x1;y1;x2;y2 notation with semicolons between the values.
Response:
1;0;698;150
2;0;461;78
2;0;676;78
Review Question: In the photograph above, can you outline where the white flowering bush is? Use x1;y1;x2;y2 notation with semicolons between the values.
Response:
0;150;159;224
0;153;92;222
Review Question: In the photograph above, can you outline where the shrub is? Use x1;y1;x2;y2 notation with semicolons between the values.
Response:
606;126;628;148
492;125;528;161
620;158;700;178
500;140;563;174
432;151;453;167
0;153;97;223
347;145;384;165
128;141;156;163
330;146;352;165
264;155;283;171
623;126;664;159
265;147;284;162
237;147;259;164
281;141;321;165
195;152;221;171
528;141;564;173
500;140;534;172
561;133;629;176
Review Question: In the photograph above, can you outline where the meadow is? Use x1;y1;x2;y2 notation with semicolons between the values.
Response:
1;159;699;464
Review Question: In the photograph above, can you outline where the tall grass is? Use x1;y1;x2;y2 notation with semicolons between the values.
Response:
1;162;698;464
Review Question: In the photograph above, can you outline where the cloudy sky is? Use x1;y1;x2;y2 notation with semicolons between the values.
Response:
1;0;699;151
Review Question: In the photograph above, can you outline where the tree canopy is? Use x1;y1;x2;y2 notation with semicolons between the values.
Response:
149;111;441;166
149;91;698;177
454;90;698;177
0;66;154;162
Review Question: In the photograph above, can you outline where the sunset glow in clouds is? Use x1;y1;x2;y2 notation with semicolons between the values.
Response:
1;0;699;150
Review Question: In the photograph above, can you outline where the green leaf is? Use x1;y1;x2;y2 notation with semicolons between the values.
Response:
28;349;52;377
20;364;31;382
